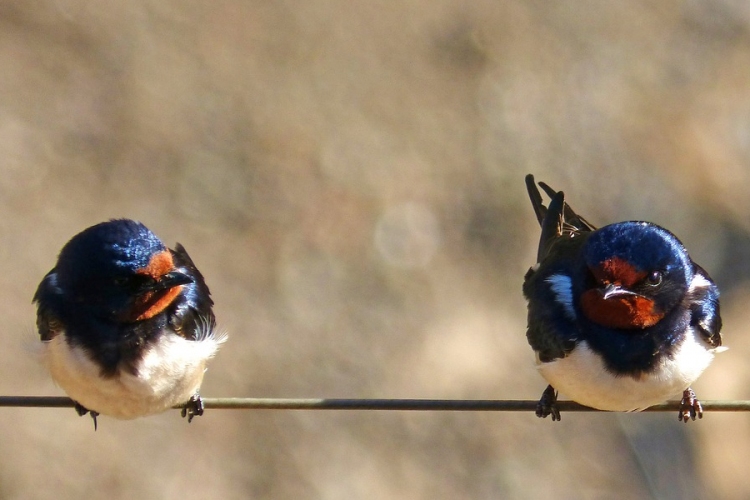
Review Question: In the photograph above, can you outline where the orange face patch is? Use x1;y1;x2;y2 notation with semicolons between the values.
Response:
130;250;182;321
592;257;646;287
133;286;182;321
136;250;174;279
580;289;664;330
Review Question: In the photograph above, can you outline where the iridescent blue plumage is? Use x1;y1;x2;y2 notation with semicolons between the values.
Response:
56;219;166;284
582;222;692;282
523;175;723;422
34;219;223;428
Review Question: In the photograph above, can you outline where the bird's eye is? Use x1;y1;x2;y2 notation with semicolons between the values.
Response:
646;271;663;286
113;277;129;287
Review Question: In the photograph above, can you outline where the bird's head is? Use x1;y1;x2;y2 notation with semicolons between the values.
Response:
579;221;692;330
54;219;193;323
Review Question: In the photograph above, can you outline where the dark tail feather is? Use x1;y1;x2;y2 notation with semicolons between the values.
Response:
537;181;559;200
537;191;565;262
535;178;596;231
538;181;596;231
525;174;547;226
526;174;597;262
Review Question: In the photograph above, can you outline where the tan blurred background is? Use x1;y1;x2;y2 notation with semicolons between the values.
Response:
1;1;749;498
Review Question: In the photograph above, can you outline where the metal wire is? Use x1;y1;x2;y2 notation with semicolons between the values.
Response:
1;396;750;412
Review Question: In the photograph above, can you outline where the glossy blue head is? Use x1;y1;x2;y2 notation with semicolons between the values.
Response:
56;220;166;288
579;222;693;329
53;219;192;322
583;222;692;280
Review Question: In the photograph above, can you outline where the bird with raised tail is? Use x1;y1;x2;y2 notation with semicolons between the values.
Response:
522;175;724;422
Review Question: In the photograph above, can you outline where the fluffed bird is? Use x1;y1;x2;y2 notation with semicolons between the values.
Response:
34;219;224;429
522;175;724;422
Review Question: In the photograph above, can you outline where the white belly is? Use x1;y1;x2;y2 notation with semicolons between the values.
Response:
42;330;222;419
537;328;722;411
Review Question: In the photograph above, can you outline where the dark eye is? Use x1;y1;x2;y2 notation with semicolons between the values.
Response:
646;271;663;286
113;277;129;287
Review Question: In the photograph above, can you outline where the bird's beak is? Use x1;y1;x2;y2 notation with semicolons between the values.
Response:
601;283;637;300
150;271;193;292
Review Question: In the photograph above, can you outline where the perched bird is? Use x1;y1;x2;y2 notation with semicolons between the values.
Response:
34;219;224;429
522;175;724;422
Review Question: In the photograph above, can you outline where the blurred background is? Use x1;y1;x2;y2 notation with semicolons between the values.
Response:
0;1;749;498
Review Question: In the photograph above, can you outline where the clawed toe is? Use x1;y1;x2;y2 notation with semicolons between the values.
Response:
181;394;204;423
678;387;703;423
536;385;561;421
74;402;100;431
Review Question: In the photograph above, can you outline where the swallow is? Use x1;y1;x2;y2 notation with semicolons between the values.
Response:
522;175;724;422
34;219;224;429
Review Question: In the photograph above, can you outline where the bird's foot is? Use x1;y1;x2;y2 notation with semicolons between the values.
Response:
679;387;703;422
536;385;561;421
181;394;204;423
74;402;100;431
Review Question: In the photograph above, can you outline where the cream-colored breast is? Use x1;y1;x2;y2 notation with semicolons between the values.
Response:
537;327;722;411
42;329;223;419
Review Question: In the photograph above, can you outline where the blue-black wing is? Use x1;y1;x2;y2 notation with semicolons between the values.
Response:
523;175;596;361
169;243;216;341
688;264;722;348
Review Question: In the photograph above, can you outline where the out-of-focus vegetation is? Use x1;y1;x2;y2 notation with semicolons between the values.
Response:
1;1;750;499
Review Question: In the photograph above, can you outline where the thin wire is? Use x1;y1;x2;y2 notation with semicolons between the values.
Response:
1;396;750;412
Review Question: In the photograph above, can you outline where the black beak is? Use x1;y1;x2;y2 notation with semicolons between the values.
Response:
149;271;193;292
601;283;637;300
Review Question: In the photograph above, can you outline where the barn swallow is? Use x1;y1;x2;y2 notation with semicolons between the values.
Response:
522;175;724;422
34;219;224;429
